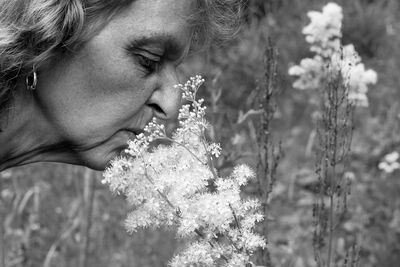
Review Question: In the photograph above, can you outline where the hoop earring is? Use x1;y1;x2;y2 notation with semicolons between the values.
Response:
25;66;37;91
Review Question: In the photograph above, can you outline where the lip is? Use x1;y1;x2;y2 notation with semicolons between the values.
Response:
121;128;144;138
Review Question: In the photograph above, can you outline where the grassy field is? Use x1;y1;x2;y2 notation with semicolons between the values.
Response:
1;0;400;266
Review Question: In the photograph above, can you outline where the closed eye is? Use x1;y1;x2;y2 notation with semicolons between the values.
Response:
136;54;160;74
126;34;187;75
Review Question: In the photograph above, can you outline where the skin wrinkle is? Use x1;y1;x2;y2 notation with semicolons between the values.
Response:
0;0;194;171
126;34;187;63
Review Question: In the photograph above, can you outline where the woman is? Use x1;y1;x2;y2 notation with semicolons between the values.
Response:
0;0;243;171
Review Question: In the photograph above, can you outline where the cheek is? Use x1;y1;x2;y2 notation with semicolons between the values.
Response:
37;54;150;142
79;44;153;114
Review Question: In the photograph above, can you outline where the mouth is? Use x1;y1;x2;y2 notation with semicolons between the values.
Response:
108;130;139;160
121;128;143;139
71;127;144;154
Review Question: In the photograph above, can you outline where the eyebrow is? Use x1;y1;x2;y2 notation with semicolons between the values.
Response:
129;33;188;59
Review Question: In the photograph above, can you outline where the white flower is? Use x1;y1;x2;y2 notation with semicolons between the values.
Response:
169;241;223;267
207;143;222;158
288;56;325;90
331;45;377;107
231;164;256;186
103;76;265;266
379;151;400;173
289;3;377;107
385;151;400;163
303;2;343;57
378;161;400;174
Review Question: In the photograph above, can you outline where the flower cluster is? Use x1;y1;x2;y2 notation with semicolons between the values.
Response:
378;151;400;174
102;75;266;266
288;2;377;107
302;2;343;57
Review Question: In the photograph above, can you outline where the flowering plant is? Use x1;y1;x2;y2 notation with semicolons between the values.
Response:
288;2;377;107
102;76;266;266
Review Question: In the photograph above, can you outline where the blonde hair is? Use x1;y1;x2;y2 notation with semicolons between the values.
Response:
0;0;244;114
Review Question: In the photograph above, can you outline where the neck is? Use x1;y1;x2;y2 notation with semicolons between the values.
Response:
0;82;76;171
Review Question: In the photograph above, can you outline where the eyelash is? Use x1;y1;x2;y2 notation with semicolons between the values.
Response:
136;54;160;74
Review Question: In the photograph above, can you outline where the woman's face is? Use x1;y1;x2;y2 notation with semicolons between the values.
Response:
35;0;194;170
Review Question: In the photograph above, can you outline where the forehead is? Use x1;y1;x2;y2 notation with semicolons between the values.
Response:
107;0;195;43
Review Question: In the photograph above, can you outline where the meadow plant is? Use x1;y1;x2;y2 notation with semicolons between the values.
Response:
313;72;355;267
287;3;371;267
288;2;377;107
102;76;266;267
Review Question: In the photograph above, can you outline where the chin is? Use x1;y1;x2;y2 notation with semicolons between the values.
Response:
76;131;132;170
81;153;116;171
79;145;127;171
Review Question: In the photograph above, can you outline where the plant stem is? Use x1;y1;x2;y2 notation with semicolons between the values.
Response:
327;75;341;267
254;40;279;267
327;193;335;267
200;136;219;180
0;205;5;267
0;176;5;267
79;168;95;267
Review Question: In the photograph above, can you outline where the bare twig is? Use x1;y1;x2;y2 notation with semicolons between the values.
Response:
253;39;281;267
43;198;81;267
314;69;354;267
43;218;80;267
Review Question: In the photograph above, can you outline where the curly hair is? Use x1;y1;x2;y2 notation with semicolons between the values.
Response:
0;0;245;116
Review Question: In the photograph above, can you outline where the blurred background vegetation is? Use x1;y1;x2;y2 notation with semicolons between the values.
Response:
1;0;400;266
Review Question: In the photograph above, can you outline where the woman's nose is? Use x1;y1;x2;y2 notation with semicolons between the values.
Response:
146;67;181;121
